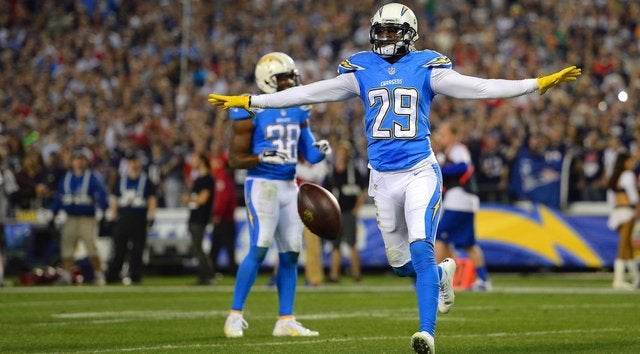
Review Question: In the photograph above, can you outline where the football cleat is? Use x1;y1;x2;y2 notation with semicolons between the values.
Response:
272;317;319;337
224;312;248;338
438;258;456;314
471;279;493;292
612;281;634;290
411;331;435;354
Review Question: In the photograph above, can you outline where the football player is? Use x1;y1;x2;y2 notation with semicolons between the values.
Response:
434;122;491;291
223;52;331;338
209;3;580;352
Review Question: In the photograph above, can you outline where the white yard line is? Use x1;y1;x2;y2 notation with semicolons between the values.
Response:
52;309;230;319
3;284;636;295
37;301;637;328
34;308;471;329
39;327;625;354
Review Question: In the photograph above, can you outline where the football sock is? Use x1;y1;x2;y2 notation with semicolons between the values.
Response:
626;260;639;285
475;266;489;282
231;246;267;311
613;258;625;285
410;240;439;336
277;252;299;316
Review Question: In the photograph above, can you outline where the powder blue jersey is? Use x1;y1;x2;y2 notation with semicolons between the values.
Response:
338;50;452;172
229;106;311;180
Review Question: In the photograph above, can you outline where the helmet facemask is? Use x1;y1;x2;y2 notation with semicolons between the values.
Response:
369;3;419;59
370;23;416;58
274;71;300;91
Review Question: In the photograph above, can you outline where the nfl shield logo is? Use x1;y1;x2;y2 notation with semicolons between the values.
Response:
388;67;396;75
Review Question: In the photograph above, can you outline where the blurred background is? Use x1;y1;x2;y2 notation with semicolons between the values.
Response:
1;0;639;282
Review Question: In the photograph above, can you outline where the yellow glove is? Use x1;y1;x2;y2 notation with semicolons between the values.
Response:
207;94;251;110
537;66;582;95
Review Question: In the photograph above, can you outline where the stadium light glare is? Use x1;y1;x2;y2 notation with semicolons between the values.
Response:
617;90;628;102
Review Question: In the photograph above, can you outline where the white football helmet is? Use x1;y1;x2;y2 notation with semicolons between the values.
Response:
370;3;419;58
254;52;300;94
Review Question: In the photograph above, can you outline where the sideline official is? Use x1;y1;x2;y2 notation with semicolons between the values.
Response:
106;151;157;285
51;147;109;285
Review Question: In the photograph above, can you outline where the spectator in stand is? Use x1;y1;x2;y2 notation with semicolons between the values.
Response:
14;152;43;210
147;142;166;207
161;142;187;209
476;132;509;203
327;140;368;283
182;152;215;285
38;151;66;208
0;154;19;287
210;158;238;278
0;154;19;221
579;130;607;201
603;135;623;180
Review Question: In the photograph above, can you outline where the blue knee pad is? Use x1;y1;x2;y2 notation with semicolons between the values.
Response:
247;246;268;263
392;262;416;277
278;251;299;268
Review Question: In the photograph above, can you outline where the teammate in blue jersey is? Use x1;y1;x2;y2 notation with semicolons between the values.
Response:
223;52;331;339
209;3;581;353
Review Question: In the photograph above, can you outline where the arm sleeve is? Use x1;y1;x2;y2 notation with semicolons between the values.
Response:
298;126;325;164
251;74;360;108
431;68;538;99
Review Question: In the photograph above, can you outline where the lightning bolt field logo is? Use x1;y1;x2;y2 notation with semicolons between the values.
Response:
476;205;603;267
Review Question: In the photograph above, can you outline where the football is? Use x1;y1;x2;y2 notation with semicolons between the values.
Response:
297;182;342;240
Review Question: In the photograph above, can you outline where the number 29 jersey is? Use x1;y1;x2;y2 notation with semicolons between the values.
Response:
229;106;310;180
338;50;452;172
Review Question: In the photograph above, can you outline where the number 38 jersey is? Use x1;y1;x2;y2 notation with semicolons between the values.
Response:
338;50;452;172
229;106;310;180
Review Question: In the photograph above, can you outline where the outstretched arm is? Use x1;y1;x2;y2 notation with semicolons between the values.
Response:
209;74;360;110
432;69;537;99
431;66;580;99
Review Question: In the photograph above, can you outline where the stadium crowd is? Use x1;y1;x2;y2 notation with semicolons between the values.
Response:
0;0;639;217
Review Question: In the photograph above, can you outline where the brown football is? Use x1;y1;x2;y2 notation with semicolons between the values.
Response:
297;182;342;240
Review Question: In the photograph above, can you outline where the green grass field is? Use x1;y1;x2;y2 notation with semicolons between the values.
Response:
1;272;639;353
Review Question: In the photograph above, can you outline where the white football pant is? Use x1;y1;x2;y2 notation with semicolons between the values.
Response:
368;155;442;268
244;177;304;253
